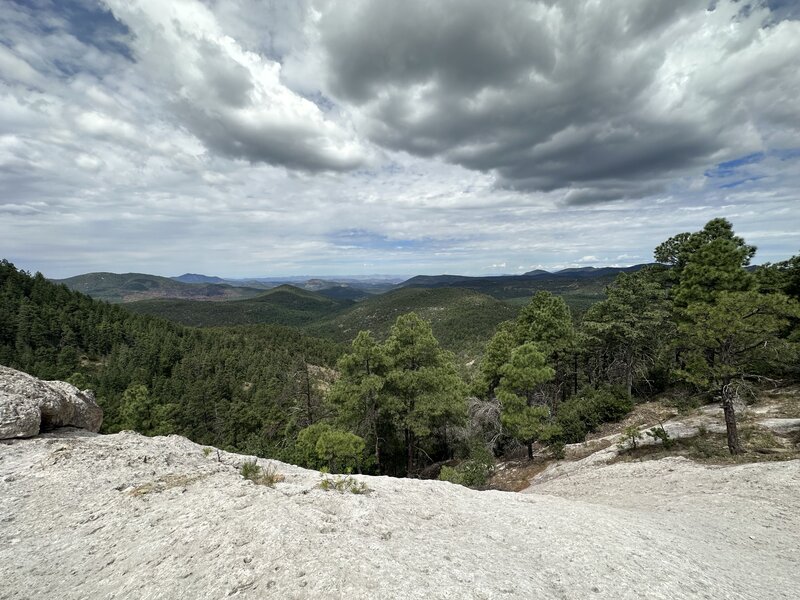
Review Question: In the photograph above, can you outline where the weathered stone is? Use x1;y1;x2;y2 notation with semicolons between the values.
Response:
0;429;798;599
758;418;800;435
0;366;102;439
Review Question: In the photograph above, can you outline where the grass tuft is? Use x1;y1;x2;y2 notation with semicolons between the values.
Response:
240;460;285;487
318;474;370;494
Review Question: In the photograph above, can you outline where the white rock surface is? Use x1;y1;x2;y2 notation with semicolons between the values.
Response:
1;429;798;599
0;366;102;439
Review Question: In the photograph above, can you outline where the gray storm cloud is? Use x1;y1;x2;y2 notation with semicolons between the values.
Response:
316;0;800;201
102;0;368;172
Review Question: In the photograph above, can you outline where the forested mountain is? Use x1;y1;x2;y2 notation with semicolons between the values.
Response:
4;219;798;480
124;285;351;328
307;287;518;357
172;273;227;284
123;285;517;358
1;261;343;459
53;272;264;303
399;264;651;311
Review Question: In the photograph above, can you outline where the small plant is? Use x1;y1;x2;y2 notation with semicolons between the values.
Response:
645;423;675;449
318;474;370;494
438;439;495;488
618;425;643;450
741;426;780;453
202;447;212;457
240;460;285;487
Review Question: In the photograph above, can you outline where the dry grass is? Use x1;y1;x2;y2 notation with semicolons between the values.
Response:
240;460;285;487
129;474;205;496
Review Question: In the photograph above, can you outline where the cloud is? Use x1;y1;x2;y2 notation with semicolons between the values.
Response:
0;0;798;279
101;0;369;172
316;0;800;201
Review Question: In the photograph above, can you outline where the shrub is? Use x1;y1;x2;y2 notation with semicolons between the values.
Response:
315;430;365;474
438;440;494;488
556;385;634;444
618;425;643;450
318;474;370;494
240;460;285;487
646;424;675;449
296;424;366;473
240;459;261;481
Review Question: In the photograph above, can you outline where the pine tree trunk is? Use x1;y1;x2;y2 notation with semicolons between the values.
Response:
373;420;382;475
405;428;414;474
573;355;579;395
721;383;742;455
527;442;533;459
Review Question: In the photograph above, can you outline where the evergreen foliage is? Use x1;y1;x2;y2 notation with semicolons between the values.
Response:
0;260;343;460
2;215;797;474
659;219;799;453
496;343;556;458
581;269;672;396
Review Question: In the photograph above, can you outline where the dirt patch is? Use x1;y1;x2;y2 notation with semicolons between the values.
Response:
612;426;800;466
759;385;800;418
488;459;550;492
586;401;678;441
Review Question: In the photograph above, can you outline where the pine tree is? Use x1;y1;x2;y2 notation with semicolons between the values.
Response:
677;291;799;453
657;218;782;454
581;269;671;395
496;343;556;458
381;313;467;474
327;331;388;472
515;291;575;410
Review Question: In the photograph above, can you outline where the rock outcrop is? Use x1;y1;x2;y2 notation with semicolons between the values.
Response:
1;428;798;599
0;366;103;439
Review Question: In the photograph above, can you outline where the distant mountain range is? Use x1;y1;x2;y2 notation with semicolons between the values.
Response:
51;272;264;303
172;273;227;284
53;264;654;307
398;264;653;301
51;264;657;357
52;272;398;303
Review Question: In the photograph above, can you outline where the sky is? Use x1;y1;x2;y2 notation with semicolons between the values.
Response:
1;0;799;279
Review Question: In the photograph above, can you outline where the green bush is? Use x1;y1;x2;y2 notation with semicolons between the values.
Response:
618;425;643;450
438;441;494;488
296;423;366;473
555;386;633;444
240;459;261;481
646;424;675;449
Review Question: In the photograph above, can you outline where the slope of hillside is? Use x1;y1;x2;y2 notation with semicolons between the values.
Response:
124;285;350;328
2;429;797;599
53;272;263;303
399;265;652;310
307;287;518;354
172;273;227;284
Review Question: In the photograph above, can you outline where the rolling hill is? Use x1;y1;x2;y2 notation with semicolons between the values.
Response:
306;287;519;356
124;285;350;328
172;273;227;284
398;265;652;312
52;272;264;303
123;284;517;357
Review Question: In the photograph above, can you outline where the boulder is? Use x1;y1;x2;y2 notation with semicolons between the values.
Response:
0;366;102;439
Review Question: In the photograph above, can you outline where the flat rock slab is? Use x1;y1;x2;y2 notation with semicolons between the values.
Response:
758;418;800;434
1;430;798;599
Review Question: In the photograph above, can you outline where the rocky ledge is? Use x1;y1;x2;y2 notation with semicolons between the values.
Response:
1;428;798;599
0;365;103;439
